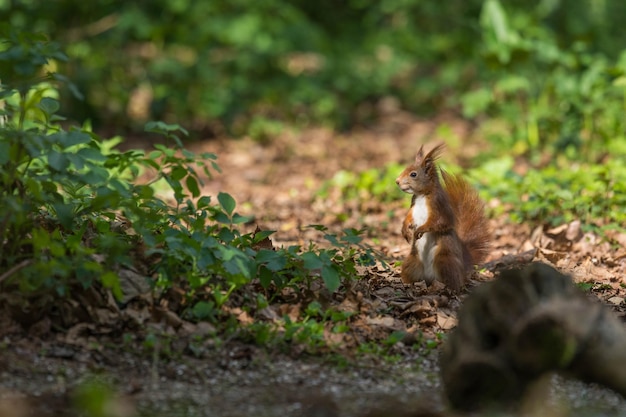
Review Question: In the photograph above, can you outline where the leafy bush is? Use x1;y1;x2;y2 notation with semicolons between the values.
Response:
0;31;379;343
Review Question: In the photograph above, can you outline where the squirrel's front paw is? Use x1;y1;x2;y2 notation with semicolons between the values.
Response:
413;230;424;241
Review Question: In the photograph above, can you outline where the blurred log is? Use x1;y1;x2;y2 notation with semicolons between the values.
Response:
440;262;626;411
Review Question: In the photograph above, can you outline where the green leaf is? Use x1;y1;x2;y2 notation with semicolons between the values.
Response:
213;288;229;307
305;301;322;317
482;0;511;43
82;166;110;184
223;257;252;280
218;227;235;243
321;264;341;292
186;175;200;198
256;249;287;271
154;144;175;157
48;150;69;171
136;185;154;199
213;211;231;224
192;301;216;320
197;196;212;209
232;213;252;224
0;141;10;165
50;130;92;147
341;229;363;244
211;161;222;173
65;153;85;170
218;192;236;215
38;97;59;117
76;147;106;162
145;121;189;136
101;271;123;301
147;150;162;160
142;157;160;170
217;244;238;261
53;202;74;229
259;265;273;289
170;166;187;181
301;252;323;270
253;230;275;242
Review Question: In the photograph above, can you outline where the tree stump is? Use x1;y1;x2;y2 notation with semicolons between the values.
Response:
440;262;626;411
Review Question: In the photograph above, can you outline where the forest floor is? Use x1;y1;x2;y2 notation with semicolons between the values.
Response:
2;114;626;417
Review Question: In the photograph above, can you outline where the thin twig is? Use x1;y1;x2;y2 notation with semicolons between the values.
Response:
65;14;119;41
0;259;32;284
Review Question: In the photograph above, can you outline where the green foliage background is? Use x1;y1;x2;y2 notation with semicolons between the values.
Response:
4;0;626;142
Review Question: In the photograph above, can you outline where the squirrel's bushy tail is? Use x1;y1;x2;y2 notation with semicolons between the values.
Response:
441;170;490;264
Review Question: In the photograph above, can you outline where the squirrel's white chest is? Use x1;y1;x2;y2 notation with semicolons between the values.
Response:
411;196;429;228
411;196;437;279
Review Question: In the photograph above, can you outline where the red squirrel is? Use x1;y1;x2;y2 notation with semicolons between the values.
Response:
396;144;490;292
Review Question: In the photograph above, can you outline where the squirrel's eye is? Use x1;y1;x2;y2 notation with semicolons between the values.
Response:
410;171;417;178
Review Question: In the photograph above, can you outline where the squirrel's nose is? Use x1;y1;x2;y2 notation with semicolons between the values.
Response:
395;178;400;185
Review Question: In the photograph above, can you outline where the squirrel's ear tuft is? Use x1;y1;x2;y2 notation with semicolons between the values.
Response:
422;143;445;173
415;145;425;163
424;143;445;163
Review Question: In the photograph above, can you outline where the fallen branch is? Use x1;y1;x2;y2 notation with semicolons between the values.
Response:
440;262;626;410
481;248;537;271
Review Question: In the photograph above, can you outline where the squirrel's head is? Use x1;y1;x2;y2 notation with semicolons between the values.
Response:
395;144;444;195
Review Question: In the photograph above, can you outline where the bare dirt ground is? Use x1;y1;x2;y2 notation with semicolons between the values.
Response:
2;114;626;416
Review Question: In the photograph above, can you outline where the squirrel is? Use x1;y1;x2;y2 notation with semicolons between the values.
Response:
396;144;490;292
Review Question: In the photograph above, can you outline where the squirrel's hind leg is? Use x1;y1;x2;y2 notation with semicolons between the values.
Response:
434;237;467;292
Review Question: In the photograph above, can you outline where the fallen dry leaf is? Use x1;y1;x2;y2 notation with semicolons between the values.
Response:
279;303;301;322
436;312;457;330
365;315;397;328
607;297;624;306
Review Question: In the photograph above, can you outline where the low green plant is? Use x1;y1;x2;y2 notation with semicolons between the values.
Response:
252;225;379;303
576;282;594;292
470;155;626;234
357;340;401;363
317;163;406;204
318;144;626;238
72;378;122;417
234;298;357;352
283;314;326;348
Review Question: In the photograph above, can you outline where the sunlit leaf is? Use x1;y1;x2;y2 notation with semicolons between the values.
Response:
218;192;236;215
101;271;123;301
